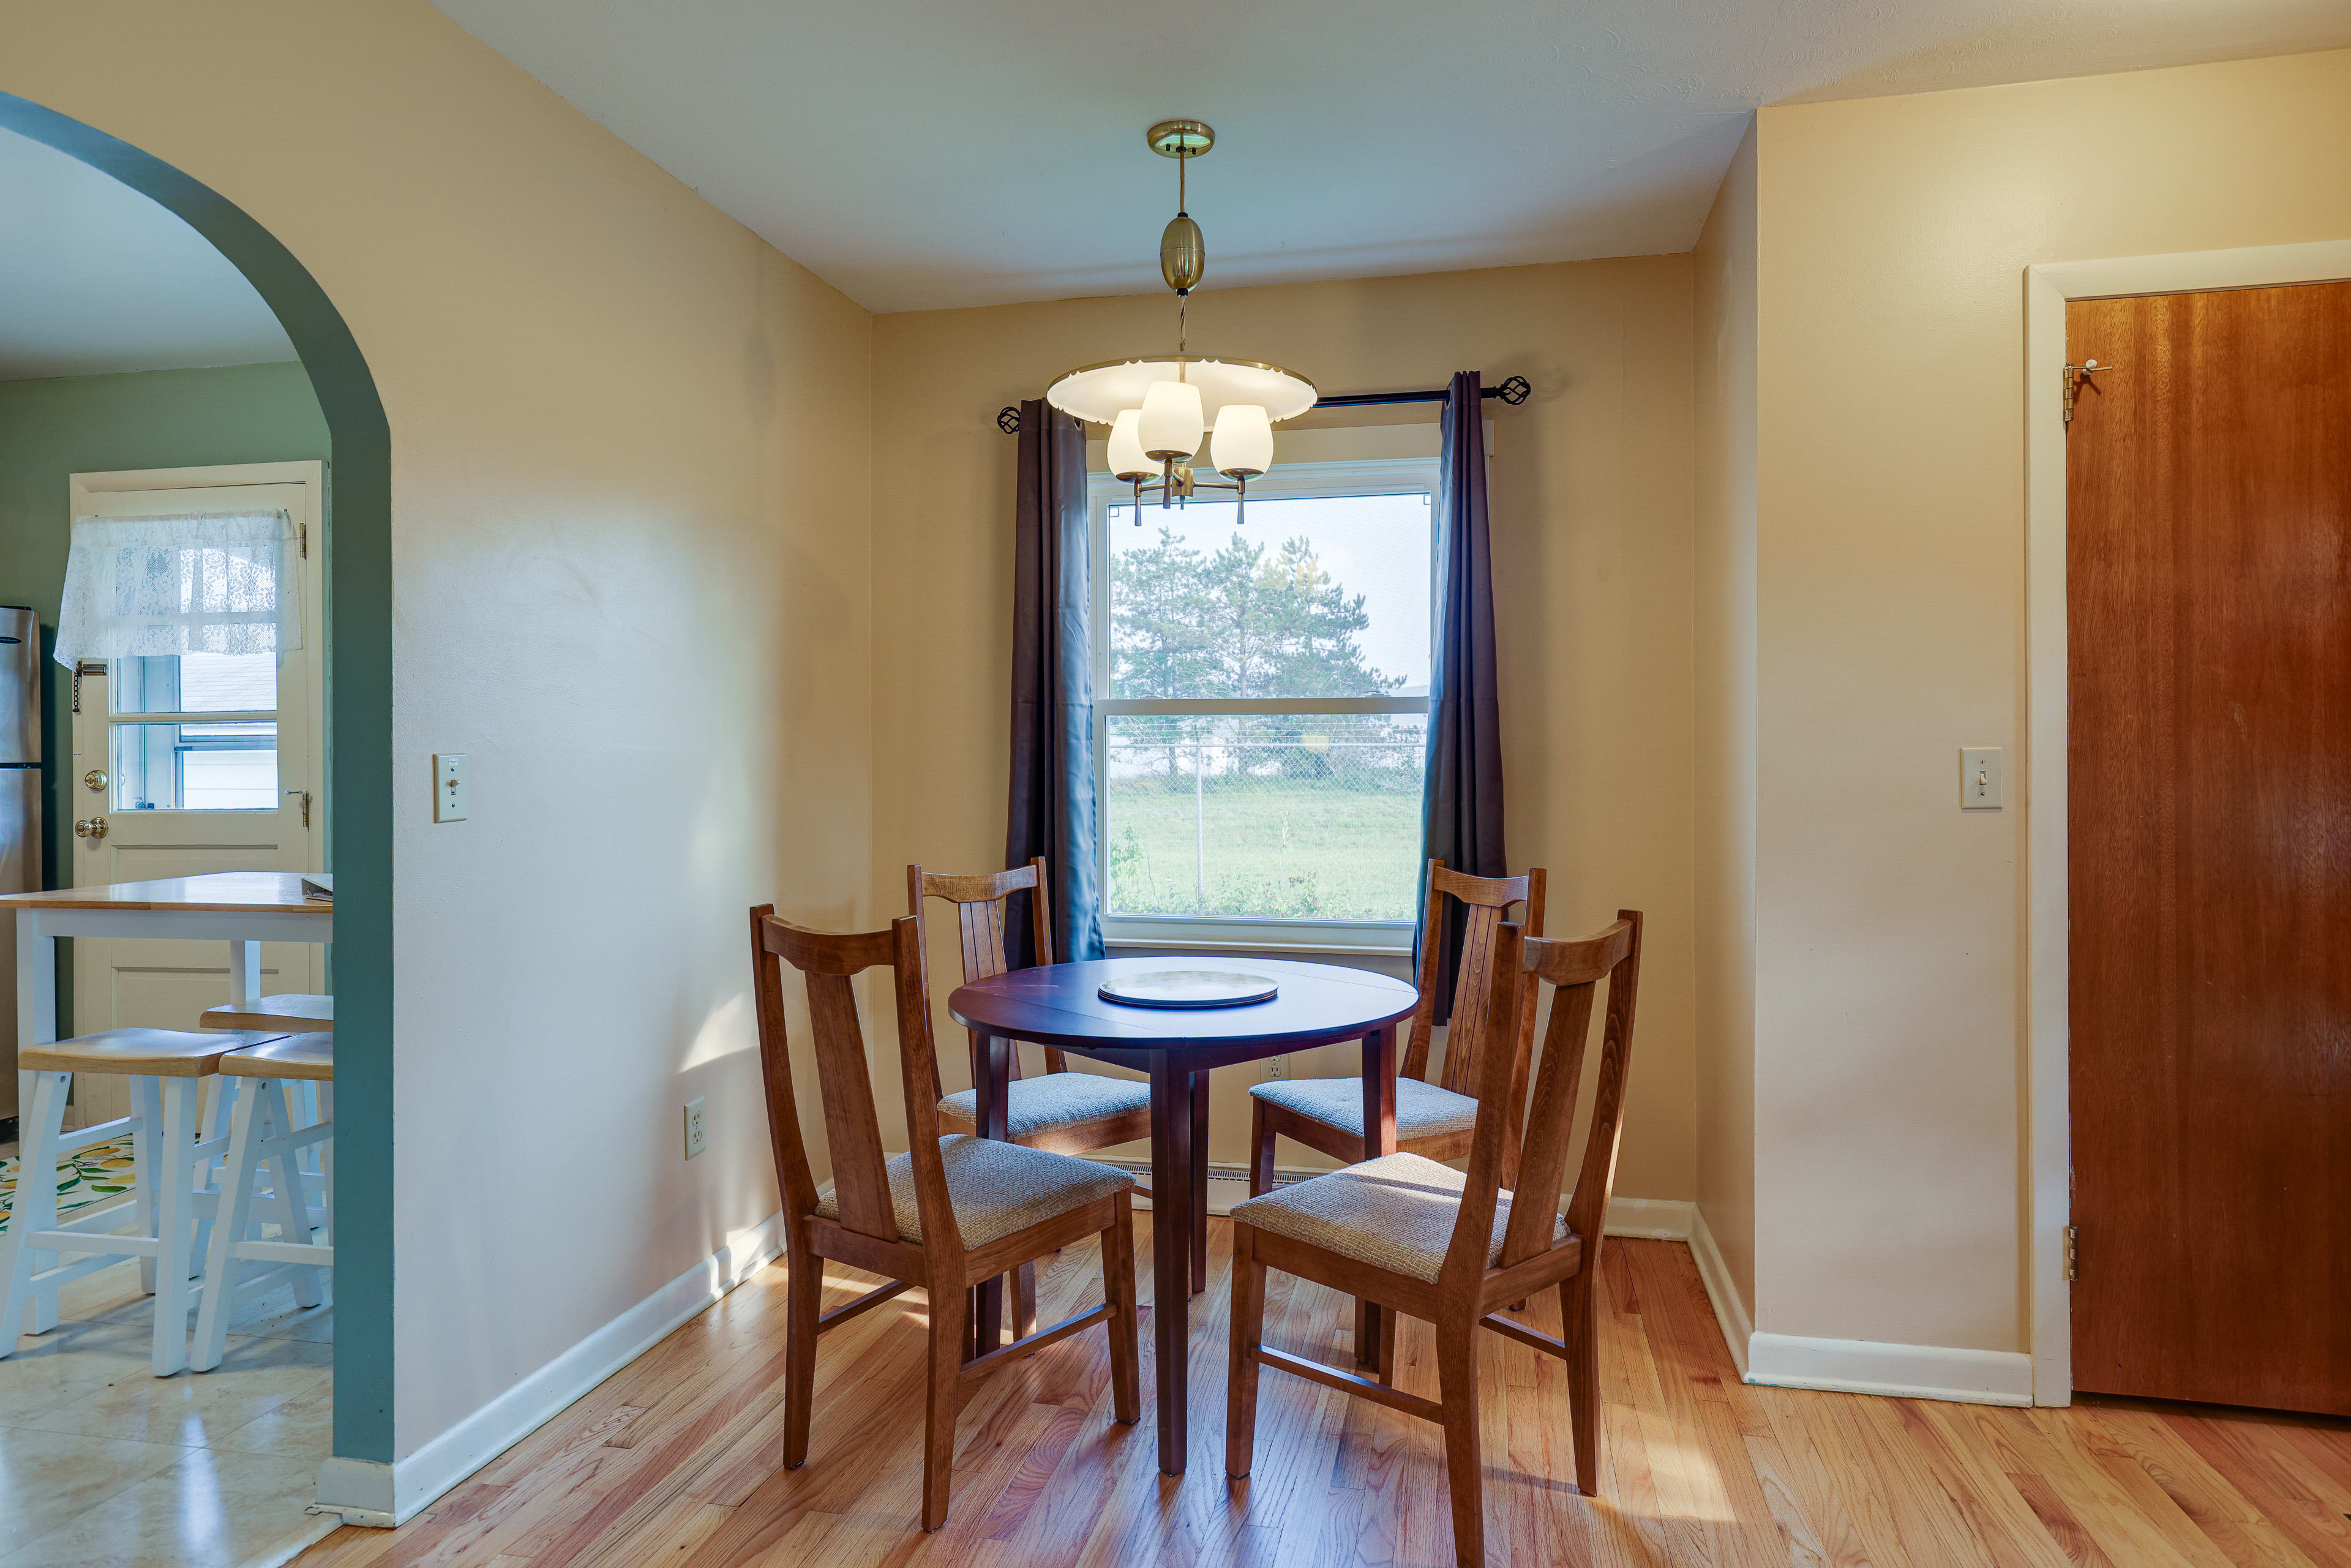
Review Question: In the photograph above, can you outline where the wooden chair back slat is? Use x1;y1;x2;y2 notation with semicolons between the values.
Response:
1561;912;1642;1250
1402;860;1547;1100
910;857;1066;1078
752;909;965;1255
748;904;820;1225
1438;912;1644;1283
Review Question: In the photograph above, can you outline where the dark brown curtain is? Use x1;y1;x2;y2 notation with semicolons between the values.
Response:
1005;399;1104;967
1417;371;1508;1020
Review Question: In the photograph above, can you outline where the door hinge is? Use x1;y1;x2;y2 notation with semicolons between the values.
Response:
299;519;307;559
70;661;105;715
287;790;311;828
2063;1224;2079;1281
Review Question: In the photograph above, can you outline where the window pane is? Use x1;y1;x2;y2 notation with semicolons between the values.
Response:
1106;712;1426;921
111;721;279;811
1107;491;1431;699
114;651;277;715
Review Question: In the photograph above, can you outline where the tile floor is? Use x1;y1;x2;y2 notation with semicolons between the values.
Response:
0;1256;338;1567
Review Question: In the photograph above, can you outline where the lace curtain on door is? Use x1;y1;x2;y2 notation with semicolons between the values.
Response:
53;511;301;664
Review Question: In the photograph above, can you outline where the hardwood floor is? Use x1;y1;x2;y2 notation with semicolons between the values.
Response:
294;1223;2351;1567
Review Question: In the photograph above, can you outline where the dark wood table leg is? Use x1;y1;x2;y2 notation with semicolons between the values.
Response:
1355;1024;1398;1368
1190;1068;1210;1296
972;1031;1011;1357
1149;1054;1194;1474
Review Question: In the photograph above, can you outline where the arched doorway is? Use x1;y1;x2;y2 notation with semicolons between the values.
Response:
0;91;393;1480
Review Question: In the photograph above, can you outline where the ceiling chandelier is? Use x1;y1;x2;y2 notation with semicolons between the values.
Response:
1046;119;1318;517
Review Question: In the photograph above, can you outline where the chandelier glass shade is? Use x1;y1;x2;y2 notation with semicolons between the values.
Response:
1045;121;1316;505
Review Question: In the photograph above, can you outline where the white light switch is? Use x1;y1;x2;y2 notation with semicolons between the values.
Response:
433;752;467;822
1960;747;2003;810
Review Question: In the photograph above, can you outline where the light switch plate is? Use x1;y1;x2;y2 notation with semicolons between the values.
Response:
684;1097;707;1160
433;752;467;822
1960;746;2004;810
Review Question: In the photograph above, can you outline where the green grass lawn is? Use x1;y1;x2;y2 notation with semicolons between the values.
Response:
1107;779;1420;920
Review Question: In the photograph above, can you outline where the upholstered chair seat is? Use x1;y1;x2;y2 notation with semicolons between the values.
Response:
1228;1151;1566;1285
816;1135;1134;1248
937;1071;1152;1142
1247;1076;1479;1144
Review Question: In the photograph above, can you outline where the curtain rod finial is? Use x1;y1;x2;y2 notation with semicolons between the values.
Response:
998;406;1023;435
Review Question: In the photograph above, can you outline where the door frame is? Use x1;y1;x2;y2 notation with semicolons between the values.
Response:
2023;238;2351;1408
66;460;329;860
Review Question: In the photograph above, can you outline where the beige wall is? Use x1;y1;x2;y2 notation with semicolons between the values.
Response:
0;1;875;1457
871;258;1700;1203
1748;49;2351;1353
1692;125;1758;1316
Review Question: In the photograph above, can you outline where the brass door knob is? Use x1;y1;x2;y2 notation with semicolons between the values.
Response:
82;769;108;792
73;816;108;840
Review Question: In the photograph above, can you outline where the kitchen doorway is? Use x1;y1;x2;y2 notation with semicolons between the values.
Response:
59;463;327;1130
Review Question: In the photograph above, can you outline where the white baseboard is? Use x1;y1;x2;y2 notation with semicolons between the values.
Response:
1687;1204;1753;1378
1111;1159;1692;1241
315;1215;784;1527
1745;1331;2033;1407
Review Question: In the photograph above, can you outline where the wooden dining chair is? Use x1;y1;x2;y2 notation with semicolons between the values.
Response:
912;858;1155;1342
749;906;1142;1532
1247;860;1545;1193
1226;910;1643;1568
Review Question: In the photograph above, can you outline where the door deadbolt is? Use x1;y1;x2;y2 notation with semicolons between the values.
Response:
73;816;108;840
82;769;108;792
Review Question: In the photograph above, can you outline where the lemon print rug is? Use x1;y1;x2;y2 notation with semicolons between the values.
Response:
0;1136;136;1234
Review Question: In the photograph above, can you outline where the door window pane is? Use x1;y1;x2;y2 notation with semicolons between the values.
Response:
1104;711;1427;921
111;721;279;811
114;651;277;715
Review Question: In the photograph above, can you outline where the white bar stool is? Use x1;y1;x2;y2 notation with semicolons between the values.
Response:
0;1027;286;1375
199;994;334;1200
191;1033;333;1373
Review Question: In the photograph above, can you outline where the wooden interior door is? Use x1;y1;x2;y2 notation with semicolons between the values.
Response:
2068;280;2351;1414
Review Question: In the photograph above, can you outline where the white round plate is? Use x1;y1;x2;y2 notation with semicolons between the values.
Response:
1097;969;1280;1008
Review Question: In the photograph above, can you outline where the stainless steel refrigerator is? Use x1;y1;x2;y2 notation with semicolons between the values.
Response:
0;606;40;1125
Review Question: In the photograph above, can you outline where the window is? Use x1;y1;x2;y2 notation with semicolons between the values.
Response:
110;651;280;810
1093;455;1435;948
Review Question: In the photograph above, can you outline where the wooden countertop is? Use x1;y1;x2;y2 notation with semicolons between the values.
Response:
0;872;329;913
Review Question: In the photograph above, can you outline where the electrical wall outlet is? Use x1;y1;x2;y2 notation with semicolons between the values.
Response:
433;752;467;822
683;1096;707;1160
1262;1055;1288;1081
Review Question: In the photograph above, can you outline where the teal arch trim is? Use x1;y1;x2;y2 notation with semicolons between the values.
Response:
0;92;394;1463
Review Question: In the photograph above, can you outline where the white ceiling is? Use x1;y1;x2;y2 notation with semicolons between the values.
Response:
433;0;2351;314
0;126;295;381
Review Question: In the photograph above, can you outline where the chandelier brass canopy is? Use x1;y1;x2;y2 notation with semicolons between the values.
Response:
1045;121;1318;516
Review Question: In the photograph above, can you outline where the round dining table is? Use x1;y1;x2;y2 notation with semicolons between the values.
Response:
948;954;1419;1475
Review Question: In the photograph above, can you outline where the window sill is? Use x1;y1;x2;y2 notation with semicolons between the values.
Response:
1103;934;1412;958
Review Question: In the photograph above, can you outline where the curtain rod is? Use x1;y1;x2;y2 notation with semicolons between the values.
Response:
994;374;1529;434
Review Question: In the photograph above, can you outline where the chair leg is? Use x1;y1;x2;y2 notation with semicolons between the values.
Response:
149;1077;201;1376
0;1072;70;1355
922;1271;969;1531
190;1076;268;1372
1435;1313;1485;1568
781;1239;820;1469
1224;1223;1264;1478
1104;1196;1141;1427
1014;1261;1038;1344
1561;1269;1600;1497
1376;1299;1399;1386
1247;1097;1274;1198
